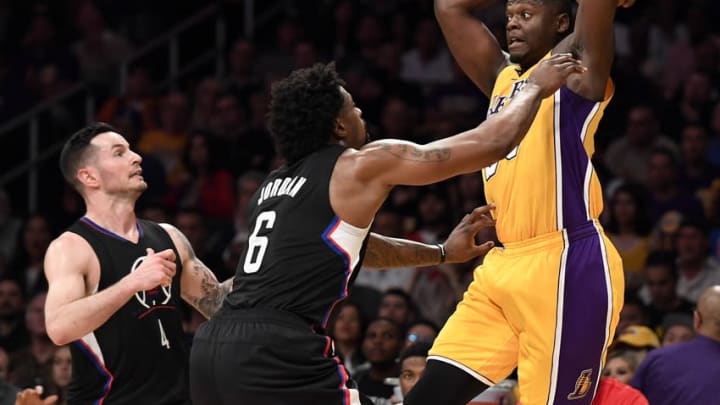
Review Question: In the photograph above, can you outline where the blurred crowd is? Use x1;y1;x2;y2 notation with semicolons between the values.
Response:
1;0;720;404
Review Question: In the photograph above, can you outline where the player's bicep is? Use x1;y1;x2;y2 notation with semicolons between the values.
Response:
44;237;91;319
435;2;507;96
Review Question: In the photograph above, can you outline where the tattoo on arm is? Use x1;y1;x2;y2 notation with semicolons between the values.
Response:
364;234;441;268
379;144;451;162
190;260;232;319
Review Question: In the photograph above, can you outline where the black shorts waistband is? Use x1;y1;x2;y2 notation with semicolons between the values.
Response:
214;305;318;331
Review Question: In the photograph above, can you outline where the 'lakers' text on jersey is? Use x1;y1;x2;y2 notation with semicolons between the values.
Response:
67;219;189;405
227;144;370;327
483;53;613;243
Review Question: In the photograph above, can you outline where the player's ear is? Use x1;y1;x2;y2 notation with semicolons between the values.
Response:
556;12;570;35
333;118;347;142
77;166;99;188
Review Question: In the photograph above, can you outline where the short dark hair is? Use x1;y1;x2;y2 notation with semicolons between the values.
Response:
399;341;432;364
59;122;118;192
268;63;345;164
645;251;678;280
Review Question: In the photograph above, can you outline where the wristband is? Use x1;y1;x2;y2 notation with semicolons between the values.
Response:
437;243;446;264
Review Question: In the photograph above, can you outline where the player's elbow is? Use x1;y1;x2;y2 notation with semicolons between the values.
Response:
46;319;73;345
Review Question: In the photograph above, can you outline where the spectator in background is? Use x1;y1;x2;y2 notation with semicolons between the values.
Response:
604;184;652;290
256;18;303;77
400;18;454;87
678;124;720;196
72;2;133;97
644;147;705;225
608;325;660;366
378;289;417;330
190;77;221;129
631;285;720;404
96;65;159;139
0;190;22;270
355;318;404;405
617;294;651;336
0;279;28;353
7;214;53;297
165;130;235;220
46;345;71;405
174;208;223;275
604;105;676;185
662;72;714;137
707;102;720;167
638;252;694;330
404;319;439;349
18;6;79;104
397;342;432;403
232;170;265;236
0;347;17;405
137;91;190;186
674;220;720;303
603;350;640;385
327;301;367;377
224;37;261;99
660;312;695;347
9;293;55;389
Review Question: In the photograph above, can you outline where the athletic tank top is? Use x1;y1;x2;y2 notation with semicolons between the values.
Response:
483;53;614;243
226;144;371;327
66;218;189;405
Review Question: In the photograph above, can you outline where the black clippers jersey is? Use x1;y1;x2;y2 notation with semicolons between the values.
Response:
226;144;371;327
66;218;189;405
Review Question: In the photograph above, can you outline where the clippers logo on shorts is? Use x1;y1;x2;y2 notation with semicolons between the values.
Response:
130;255;172;308
567;369;593;400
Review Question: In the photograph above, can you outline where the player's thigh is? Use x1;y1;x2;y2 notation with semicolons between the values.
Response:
430;258;519;385
514;230;623;405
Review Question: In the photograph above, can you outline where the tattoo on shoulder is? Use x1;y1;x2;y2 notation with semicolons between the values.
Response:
379;143;450;162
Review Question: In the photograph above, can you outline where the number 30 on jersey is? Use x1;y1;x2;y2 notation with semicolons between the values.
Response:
243;211;277;273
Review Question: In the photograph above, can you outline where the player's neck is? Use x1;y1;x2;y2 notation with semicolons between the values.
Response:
84;197;139;237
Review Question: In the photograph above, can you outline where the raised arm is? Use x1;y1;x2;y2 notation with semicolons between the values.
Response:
559;0;633;100
363;205;496;268
44;233;176;345
359;54;582;187
435;0;508;97
162;224;233;319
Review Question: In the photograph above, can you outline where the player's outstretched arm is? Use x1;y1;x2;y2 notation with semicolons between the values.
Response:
353;54;584;189
163;224;233;319
44;233;177;345
435;0;508;97
363;205;496;268
559;0;634;100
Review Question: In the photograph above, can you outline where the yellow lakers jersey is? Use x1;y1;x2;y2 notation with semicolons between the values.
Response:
483;54;613;243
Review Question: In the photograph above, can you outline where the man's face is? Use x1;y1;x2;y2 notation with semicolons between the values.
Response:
645;266;676;305
378;294;410;326
506;0;565;67
362;320;402;365
85;132;146;196
400;356;427;396
0;280;22;318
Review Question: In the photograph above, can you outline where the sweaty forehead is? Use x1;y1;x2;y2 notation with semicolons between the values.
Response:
91;131;128;148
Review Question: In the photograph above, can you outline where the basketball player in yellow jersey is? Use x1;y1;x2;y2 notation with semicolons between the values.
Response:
404;1;635;405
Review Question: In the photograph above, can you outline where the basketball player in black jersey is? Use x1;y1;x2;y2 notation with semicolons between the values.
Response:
188;57;584;405
39;123;233;404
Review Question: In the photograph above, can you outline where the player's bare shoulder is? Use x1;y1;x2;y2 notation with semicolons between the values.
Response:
44;232;100;286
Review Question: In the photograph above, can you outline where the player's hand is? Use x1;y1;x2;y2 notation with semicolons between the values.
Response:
125;248;177;291
617;0;636;8
527;53;586;98
15;386;58;405
441;204;496;263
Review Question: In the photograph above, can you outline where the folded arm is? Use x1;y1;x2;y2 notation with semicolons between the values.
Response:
163;224;233;319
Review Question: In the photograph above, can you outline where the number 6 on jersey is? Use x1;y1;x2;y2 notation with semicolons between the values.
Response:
243;211;277;273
